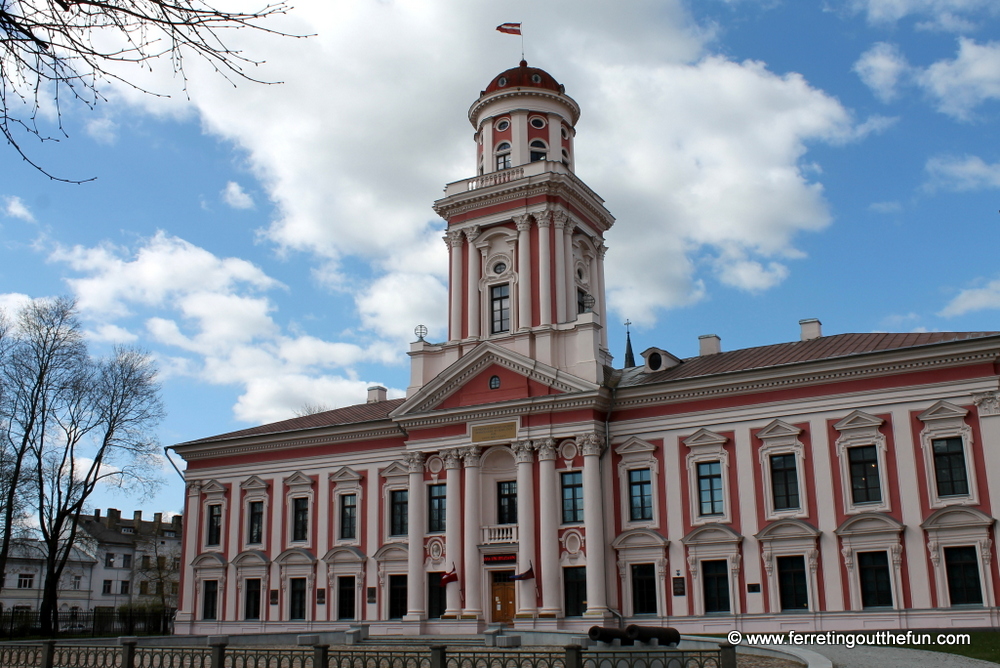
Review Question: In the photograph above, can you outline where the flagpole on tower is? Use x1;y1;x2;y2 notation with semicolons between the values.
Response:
496;22;524;60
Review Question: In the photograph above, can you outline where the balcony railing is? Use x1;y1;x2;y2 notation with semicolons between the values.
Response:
481;524;518;544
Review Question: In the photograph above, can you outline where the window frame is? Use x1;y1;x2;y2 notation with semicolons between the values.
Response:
497;480;517;525
202;579;219;620
835;512;904;612
684;429;732;526
206;504;223;547
834;411;892;515
702;559;731;614
330;466;364;546
283;472;315;548
857;550;894;608
291;496;310;543
921;505;995;609
240;475;270;550
561;471;584;524
490;283;511;335
616;437;661;530
756;420;809;521
339;493;358;540
244;577;262;620
427;483;447;533
381;461;409;542
918;401;978;509
495;142;512;171
17;573;34;589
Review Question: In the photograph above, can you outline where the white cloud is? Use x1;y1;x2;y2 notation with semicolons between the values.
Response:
854;42;910;102
917;38;1000;120
925;154;1000;191
88;324;139;343
939;277;1000;316
848;0;998;30
86;117;118;145
3;196;35;223
869;201;903;213
0;292;36;316
222;181;255;209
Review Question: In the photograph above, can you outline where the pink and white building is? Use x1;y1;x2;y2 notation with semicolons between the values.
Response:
172;61;1000;635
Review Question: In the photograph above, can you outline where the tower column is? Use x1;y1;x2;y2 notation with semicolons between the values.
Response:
480;121;493;175
443;450;463;616
536;439;561;616
580;433;609;616
538;213;552;326
465;226;481;339
462;447;483;618
513;440;537;617
563;221;575;320
515;215;532;331
511;110;527;166
553;212;568;323
447;230;464;341
404;452;426;621
597;243;608;348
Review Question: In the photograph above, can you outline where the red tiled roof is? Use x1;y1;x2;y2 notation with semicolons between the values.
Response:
620;331;1000;387
176;399;406;446
483;61;563;95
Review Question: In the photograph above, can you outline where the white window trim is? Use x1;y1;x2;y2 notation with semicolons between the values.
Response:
559;469;585;526
373;543;408;621
922;506;995;608
330;467;363;546
755;519;820;613
757;420;809;522
834;411;891;515
611;529;668;617
381;461;410;542
682;524;742;616
835;513;904;611
284;472;315;549
918;401;979;509
240;476;270;550
201;480;228;553
615;437;661;530
684;429;732;526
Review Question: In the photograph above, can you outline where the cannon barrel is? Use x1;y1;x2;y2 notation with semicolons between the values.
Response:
624;625;681;646
588;626;634;645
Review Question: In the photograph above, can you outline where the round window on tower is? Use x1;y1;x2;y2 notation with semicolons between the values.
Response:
648;352;663;371
493;261;507;274
530;117;546;129
531;74;542;84
489;375;501;390
498;77;508;87
496;119;510;132
561;126;569;139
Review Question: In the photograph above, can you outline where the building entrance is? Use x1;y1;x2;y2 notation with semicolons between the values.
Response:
491;570;515;623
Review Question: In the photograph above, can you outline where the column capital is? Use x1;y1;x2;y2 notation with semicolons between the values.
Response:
536;438;557;461
405;451;426;473
512;439;536;463
514;214;532;232
463;225;481;243
974;391;1000;416
553;211;570;229
597;243;608;258
445;229;465;248
578;432;605;456
442;449;462;470
460;446;482;467
536;210;552;228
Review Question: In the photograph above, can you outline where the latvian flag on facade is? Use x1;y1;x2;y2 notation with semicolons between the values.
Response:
510;564;534;581
440;566;458;586
496;22;522;35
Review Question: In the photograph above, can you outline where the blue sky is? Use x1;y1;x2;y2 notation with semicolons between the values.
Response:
2;0;998;517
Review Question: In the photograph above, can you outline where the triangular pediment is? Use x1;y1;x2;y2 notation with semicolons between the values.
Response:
330;467;362;483
918;400;969;423
757;420;801;440
391;342;600;417
201;480;227;495
283;471;313;488
683;428;728;449
834;410;884;432
380;461;409;480
240;475;269;491
615;437;657;456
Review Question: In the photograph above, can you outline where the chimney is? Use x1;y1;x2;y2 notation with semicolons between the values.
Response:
107;508;121;527
699;334;722;356
153;512;162;528
94;509;101;521
799;318;822;341
367;385;387;403
172;515;182;531
133;510;142;524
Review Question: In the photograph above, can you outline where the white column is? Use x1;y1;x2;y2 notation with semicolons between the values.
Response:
547;113;562;165
597;243;608;348
462;447;483;618
538;213;552;326
404;452;426;620
515;215;532;331
511;110;527;166
513;440;537;617
536;439;560;616
481;121;493;175
563;220;575;320
447;230;464;341
443;450;463;616
465;226;481;339
580;433;609;616
553;212;568;323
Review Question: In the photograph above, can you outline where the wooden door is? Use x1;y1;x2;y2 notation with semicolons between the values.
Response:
491;570;515;623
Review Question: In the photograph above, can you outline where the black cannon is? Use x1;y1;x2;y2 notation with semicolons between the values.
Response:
624;624;681;647
588;625;634;645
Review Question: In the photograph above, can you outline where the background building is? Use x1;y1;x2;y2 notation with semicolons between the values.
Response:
172;61;1000;635
0;540;95;615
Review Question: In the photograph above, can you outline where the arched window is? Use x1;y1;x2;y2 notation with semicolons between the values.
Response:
529;140;547;163
496;142;511;171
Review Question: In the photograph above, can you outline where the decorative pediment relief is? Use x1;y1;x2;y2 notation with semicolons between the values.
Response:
757;419;802;442
330;467;362;483
611;528;669;550
201;480;227;495
834;512;904;537
921;506;994;531
834;410;884;433
615;437;658;456
283;471;314;489
380;461;409;481
240;476;269;491
755;519;821;542
683;428;728;450
681;523;743;546
918;400;969;423
274;547;316;565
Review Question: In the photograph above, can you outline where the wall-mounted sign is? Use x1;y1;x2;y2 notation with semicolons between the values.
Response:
747;583;761;593
672;577;686;596
367;587;376;604
316;588;326;604
471;422;517;443
269;589;279;605
483;553;518;563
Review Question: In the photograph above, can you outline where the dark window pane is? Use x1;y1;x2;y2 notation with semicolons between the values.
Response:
289;577;307;620
491;284;510;334
858;551;893;608
564;566;587;616
777;555;809;610
390;489;408;536
498;481;517;525
388;575;407;619
933;438;969;497
848;446;882;504
248;501;263;544
207;505;222;546
702;560;730;613
292;497;309;542
340;494;357;539
629;469;653;521
244;578;261;620
428;484;447;532
945;546;983;606
697;461;724;516
561;472;583;523
427;572;446;619
337;576;355;620
203;580;218;620
770;454;800;510
631;563;657;614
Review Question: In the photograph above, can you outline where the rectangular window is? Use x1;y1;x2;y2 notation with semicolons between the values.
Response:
770;454;800;511
631;563;657;615
562;471;583;523
390;489;408;536
933;438;970;497
140;581;149;595
17;574;33;589
848;445;882;504
858;551;893;608
122;554;132;569
292;497;309;542
490;284;510;334
120;581;130;595
340;494;357;540
564;566;587;617
388;574;407;619
698;461;724;516
105;553;115;568
428;484;447;532
248;500;264;544
157;556;166;570
628;469;653;521
945;546;983;606
427;572;446;619
206;504;222;546
702;560;730;613
289;577;307;620
497;481;517;525
496;153;511;171
777;555;808;610
156;581;164;596
577;289;587;315
142;555;151;570
203;580;218;620
245;578;261;620
73;575;81;590
337;576;356;620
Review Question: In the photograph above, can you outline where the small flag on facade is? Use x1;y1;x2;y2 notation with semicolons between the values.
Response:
440;566;458;586
510;564;534;581
496;23;522;35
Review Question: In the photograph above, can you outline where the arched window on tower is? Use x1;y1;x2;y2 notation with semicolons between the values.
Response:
496;142;511;171
530;140;547;163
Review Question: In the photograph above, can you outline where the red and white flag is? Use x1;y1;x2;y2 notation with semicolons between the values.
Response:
440;567;458;586
496;23;522;35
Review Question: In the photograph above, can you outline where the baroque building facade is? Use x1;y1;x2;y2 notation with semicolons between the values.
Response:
172;61;1000;635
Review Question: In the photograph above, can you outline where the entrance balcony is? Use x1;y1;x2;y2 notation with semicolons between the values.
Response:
481;524;518;544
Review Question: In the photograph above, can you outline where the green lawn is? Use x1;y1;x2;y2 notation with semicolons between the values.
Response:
893;631;1000;664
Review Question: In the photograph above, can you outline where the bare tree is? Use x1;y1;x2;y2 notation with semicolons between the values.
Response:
130;527;180;611
1;0;298;181
294;402;332;417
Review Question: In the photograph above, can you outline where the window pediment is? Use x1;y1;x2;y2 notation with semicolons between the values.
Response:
201;480;227;496
682;523;743;546
918;400;969;423
380;461;409;481
615;437;657;457
231;550;269;566
757;419;802;444
755;519;820;542
240;476;269;491
275;547;316;565
373;543;408;562
192;552;227;568
611;529;669;549
330;467;362;484
323;546;366;564
921;506;994;531
834;512;903;537
834;410;884;434
684;428;728;450
284;471;314;489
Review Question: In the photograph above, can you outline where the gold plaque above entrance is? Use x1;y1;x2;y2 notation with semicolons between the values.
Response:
471;421;517;443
